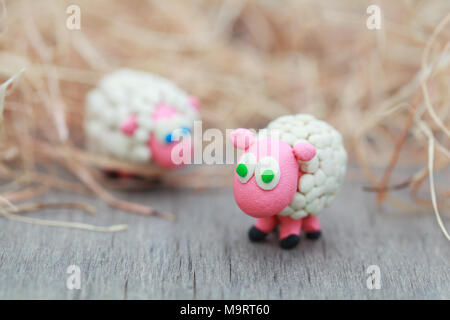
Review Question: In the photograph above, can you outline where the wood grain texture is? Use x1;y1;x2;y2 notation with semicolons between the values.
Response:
0;172;449;299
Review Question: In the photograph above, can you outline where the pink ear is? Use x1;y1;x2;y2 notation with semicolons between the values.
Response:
229;128;255;150
120;114;138;136
293;141;316;162
188;96;200;111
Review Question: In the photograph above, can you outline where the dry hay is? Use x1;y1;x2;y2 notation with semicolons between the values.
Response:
0;0;448;236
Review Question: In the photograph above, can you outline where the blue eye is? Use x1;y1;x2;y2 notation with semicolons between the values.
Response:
165;133;173;144
181;126;191;134
165;127;191;144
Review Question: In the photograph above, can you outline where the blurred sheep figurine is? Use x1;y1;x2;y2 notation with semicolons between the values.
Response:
85;69;200;170
230;114;347;249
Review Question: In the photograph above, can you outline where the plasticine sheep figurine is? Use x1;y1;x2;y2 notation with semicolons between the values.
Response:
85;69;200;169
230;114;347;249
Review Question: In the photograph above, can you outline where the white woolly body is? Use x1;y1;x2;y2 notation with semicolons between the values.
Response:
263;114;347;219
84;69;200;163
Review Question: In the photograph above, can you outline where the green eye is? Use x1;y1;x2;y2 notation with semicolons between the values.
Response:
261;169;275;183
236;164;248;177
255;156;281;190
236;153;256;184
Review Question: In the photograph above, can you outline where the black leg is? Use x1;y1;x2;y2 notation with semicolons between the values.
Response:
104;169;120;179
248;226;268;242
305;231;322;240
279;235;300;249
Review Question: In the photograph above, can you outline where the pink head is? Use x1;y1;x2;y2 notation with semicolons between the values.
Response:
230;129;316;218
121;97;200;168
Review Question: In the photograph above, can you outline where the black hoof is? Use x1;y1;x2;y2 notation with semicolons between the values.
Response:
306;231;322;240
104;170;120;179
248;226;267;242
280;235;300;249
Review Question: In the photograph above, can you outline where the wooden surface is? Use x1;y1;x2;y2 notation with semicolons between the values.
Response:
0;169;449;299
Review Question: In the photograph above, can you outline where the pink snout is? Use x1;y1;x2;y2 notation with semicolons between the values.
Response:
233;176;296;218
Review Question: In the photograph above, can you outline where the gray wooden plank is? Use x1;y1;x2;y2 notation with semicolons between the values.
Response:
0;168;449;299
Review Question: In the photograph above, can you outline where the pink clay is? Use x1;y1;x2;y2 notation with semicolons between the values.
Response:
120;114;138;136
229;128;255;150
255;215;321;239
302;215;321;232
153;103;179;121
150;104;193;168
188;96;200;111
231;129;322;243
279;216;302;239
149;133;192;168
254;215;278;233
293;141;316;162
233;137;298;218
120;103;194;168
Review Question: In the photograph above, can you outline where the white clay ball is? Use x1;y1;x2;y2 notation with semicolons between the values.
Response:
265;113;347;219
299;174;315;193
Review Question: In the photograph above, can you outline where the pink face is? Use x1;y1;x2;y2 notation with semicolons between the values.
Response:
232;136;299;218
148;132;192;168
121;97;199;168
148;103;192;168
